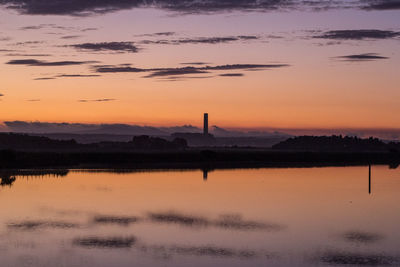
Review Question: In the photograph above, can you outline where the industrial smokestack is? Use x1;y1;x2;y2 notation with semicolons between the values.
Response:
203;113;208;135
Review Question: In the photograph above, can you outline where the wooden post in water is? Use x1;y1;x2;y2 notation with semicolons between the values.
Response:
369;164;371;195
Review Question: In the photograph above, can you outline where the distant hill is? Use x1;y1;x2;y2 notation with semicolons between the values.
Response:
0;133;81;151
0;133;187;152
1;121;291;138
28;133;135;144
272;135;400;152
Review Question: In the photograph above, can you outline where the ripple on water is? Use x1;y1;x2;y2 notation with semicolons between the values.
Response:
320;251;396;266
73;236;136;248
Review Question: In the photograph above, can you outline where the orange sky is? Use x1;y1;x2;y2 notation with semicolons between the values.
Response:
0;4;399;129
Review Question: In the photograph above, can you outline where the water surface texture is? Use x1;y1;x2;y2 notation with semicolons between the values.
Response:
0;166;399;266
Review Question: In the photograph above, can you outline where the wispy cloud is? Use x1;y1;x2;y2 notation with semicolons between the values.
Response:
78;98;116;102
18;24;93;32
5;53;51;57
140;35;259;45
219;73;244;77
336;53;389;62
7;59;98;66
314;29;400;40
158;75;215;81
145;69;209;78
180;62;210;65
33;74;101;80
19;25;44;30
0;0;371;16
135;32;176;37
0;36;11;41
33;77;56;80
13;41;45;46
81;27;98;32
94;63;289;79
60;35;82;39
56;74;101;78
0;0;289;16
69;42;139;53
363;0;400;10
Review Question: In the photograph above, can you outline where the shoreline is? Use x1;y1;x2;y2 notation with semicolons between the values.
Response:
1;150;399;170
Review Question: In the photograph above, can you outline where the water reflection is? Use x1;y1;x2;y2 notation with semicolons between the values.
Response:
92;215;139;226
73;237;136;248
148;212;210;227
7;220;80;231
0;166;399;267
320;251;397;266
139;244;261;259
145;211;284;231
214;214;284;231
342;231;383;244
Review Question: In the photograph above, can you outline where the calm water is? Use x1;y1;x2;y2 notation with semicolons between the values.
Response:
0;166;399;266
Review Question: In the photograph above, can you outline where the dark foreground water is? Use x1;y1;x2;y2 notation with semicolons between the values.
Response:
0;166;399;267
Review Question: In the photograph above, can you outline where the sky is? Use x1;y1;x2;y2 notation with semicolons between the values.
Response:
0;0;399;134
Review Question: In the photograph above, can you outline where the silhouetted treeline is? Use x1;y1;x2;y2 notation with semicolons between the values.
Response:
1;149;399;170
1;133;400;170
0;133;187;152
272;135;400;152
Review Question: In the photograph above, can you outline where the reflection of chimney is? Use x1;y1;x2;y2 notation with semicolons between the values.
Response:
203;113;208;135
369;164;371;195
203;169;208;181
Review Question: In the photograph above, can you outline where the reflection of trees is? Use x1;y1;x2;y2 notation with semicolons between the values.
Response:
389;163;399;169
0;170;69;188
0;175;16;187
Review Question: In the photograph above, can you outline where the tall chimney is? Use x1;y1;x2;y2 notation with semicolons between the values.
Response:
203;113;208;135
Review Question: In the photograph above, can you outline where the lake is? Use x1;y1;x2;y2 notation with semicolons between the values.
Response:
0;166;399;266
